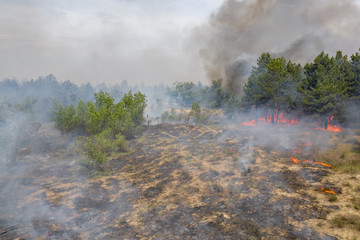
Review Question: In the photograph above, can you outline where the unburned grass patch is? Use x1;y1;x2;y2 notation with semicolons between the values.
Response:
331;214;360;230
313;143;360;173
351;197;360;210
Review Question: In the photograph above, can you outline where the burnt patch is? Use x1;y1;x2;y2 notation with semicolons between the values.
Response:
299;168;329;183
200;170;220;181
143;186;163;198
32;218;81;240
74;184;110;211
265;169;307;193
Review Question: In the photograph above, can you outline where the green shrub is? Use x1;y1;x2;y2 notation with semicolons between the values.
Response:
190;101;208;124
80;129;128;170
160;108;186;123
329;195;337;202
53;90;147;138
52;102;78;133
53;90;146;172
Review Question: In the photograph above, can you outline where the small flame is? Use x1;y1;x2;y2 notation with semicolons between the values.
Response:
313;161;332;168
290;157;299;164
320;185;336;194
240;113;342;132
291;158;333;168
327;125;343;132
292;147;302;154
241;119;256;126
299;141;313;146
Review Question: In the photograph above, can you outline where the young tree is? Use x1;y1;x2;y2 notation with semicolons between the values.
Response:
301;51;347;128
243;53;299;124
350;49;360;98
170;82;196;107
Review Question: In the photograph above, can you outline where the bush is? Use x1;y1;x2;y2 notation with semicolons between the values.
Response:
52;90;146;172
190;101;208;124
53;90;147;138
160;108;187;123
79;129;128;170
52;102;78;133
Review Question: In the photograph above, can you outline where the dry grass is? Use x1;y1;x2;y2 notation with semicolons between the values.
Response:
332;214;360;230
313;141;360;173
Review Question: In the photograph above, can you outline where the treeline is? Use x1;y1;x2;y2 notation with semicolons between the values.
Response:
169;49;360;128
168;80;240;119
243;50;360;128
0;74;167;122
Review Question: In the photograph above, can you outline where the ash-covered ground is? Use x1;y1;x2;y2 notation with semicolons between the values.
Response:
1;123;358;239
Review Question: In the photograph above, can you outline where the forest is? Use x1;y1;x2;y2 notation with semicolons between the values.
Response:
168;50;360;129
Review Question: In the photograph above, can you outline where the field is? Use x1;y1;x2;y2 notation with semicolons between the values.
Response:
1;122;360;239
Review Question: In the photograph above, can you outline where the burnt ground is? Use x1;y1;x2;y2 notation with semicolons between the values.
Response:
0;123;359;239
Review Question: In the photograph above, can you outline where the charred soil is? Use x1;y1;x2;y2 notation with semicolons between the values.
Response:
1;123;359;239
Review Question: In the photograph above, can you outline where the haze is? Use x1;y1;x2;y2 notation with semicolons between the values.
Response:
0;0;223;86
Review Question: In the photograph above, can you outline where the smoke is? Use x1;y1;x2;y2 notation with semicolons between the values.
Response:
190;0;360;96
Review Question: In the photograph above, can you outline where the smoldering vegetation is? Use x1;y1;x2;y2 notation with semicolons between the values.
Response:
0;76;167;239
189;0;360;96
1;76;360;239
1;0;360;237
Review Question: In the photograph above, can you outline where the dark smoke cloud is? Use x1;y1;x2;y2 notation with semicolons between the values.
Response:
190;0;360;96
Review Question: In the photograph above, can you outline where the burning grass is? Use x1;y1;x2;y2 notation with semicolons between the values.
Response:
312;139;360;174
2;122;360;239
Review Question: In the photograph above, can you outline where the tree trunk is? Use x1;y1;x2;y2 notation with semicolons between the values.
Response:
255;106;258;124
323;116;328;130
271;109;275;125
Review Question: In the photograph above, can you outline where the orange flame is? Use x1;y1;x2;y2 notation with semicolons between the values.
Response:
241;113;343;132
327;125;343;132
313;161;332;168
299;141;313;146
291;158;333;168
241;119;256;126
320;185;336;194
292;147;302;154
290;157;299;164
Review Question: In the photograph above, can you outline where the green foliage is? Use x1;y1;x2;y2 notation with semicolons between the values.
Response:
350;49;360;98
243;53;300;124
75;100;88;132
225;94;241;119
242;50;360;126
53;90;147;137
79;129;128;171
52;102;78;133
86;91;115;134
53;90;146;172
301;51;349;127
118;91;147;137
170;82;196;107
208;79;229;108
169;80;231;109
160;108;187;123
14;96;37;113
332;214;360;230
190;101;208;124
